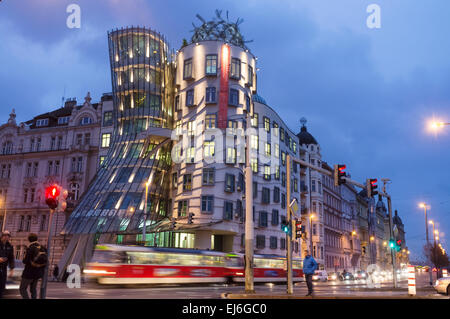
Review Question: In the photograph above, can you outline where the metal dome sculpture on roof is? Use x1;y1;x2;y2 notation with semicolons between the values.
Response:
297;117;318;145
191;10;253;50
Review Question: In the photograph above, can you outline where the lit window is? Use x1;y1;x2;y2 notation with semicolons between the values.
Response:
265;143;271;157
205;114;216;129
205;55;217;75
204;141;215;157
101;133;111;148
264;165;271;180
230;58;241;79
264;117;270;132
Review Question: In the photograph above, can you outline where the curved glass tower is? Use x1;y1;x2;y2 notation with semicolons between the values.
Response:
63;27;174;236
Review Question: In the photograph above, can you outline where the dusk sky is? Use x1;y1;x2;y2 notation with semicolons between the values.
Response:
1;0;449;261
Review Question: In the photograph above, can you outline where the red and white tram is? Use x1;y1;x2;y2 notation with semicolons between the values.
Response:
83;244;304;285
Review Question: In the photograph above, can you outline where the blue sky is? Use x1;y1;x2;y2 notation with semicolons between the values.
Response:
1;0;449;261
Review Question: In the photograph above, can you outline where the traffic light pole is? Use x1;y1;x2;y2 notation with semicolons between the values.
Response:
286;155;293;294
40;208;55;299
385;195;398;288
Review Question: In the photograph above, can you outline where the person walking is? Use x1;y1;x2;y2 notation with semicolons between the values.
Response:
0;231;15;298
20;233;47;299
303;250;318;296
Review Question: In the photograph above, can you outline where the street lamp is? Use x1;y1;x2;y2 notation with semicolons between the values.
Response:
420;203;434;285
228;110;254;293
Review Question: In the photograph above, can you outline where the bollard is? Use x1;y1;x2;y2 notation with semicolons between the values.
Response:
443;269;448;277
407;265;416;296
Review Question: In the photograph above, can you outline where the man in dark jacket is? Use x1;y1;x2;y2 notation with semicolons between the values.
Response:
0;230;15;298
20;233;46;299
303;250;318;296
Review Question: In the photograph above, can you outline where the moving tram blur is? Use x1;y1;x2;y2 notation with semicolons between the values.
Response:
83;244;304;285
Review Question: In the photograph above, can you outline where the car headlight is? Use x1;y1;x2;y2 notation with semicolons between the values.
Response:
435;280;440;286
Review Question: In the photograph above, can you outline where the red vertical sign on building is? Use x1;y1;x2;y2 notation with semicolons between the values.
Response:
218;44;230;129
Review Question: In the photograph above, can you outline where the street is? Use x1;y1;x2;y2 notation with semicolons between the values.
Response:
4;273;448;299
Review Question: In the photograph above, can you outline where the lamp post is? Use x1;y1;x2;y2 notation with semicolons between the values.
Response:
229;110;254;293
419;203;433;285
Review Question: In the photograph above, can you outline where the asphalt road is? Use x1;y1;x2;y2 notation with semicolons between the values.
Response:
4;273;448;299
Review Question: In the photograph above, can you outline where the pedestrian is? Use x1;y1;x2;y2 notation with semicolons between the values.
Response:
52;264;59;282
0;230;15;298
303;249;318;296
20;233;47;299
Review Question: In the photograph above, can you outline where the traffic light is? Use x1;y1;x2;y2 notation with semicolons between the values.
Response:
389;239;395;249
334;164;347;186
187;213;195;224
294;219;302;239
281;219;291;235
45;184;60;210
396;239;402;252
366;178;378;198
57;189;69;212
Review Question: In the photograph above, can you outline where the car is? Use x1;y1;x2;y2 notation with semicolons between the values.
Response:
312;270;328;282
355;270;367;280
327;272;339;281
339;271;354;281
434;277;450;295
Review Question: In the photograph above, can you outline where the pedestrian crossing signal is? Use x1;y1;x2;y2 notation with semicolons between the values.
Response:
281;220;290;235
45;185;60;210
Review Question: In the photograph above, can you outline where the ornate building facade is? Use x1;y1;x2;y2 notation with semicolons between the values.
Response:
0;93;112;263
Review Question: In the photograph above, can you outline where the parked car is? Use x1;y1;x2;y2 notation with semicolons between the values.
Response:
434;277;450;295
312;270;328;282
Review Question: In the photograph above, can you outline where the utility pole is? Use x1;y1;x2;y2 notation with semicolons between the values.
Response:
286;155;293;294
381;179;398;288
244;110;254;293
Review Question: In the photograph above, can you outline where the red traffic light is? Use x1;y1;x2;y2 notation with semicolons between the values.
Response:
338;165;346;172
45;185;60;210
45;185;60;199
370;179;377;186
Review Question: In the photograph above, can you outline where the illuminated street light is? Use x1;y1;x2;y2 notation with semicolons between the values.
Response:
370;236;375;242
427;119;450;133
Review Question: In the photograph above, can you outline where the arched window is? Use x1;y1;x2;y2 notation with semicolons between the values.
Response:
80;117;93;126
70;183;80;200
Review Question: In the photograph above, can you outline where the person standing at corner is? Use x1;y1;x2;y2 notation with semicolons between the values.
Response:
0;230;15;298
303;249;318;296
20;233;47;299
